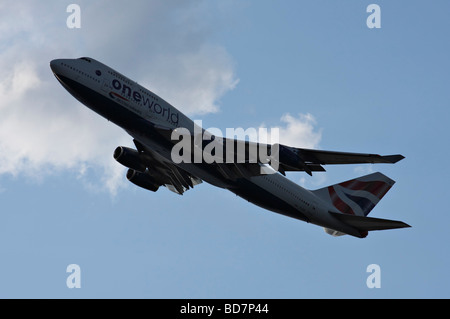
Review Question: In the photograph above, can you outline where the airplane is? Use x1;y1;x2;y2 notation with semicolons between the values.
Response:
50;57;410;238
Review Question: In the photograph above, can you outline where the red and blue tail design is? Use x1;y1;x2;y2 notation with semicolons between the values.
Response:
312;172;395;217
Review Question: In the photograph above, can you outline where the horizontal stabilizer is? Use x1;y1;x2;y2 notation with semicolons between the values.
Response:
329;211;411;231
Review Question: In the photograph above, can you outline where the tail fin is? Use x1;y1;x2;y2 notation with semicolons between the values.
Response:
312;172;395;217
313;172;410;237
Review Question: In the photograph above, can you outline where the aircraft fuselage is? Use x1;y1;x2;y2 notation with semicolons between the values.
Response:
50;57;408;238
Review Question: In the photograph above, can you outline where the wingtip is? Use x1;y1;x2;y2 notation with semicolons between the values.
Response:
390;220;411;229
402;222;412;228
382;154;405;164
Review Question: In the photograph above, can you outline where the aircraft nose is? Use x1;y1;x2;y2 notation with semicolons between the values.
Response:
50;59;62;74
50;59;57;71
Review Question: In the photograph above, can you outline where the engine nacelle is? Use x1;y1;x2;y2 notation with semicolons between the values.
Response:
126;169;160;192
114;146;146;172
276;144;312;175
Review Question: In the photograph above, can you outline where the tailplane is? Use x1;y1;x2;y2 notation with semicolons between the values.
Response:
312;172;410;237
329;211;410;232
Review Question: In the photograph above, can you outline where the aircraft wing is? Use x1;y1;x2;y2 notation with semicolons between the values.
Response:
273;145;405;175
146;124;404;179
209;139;404;177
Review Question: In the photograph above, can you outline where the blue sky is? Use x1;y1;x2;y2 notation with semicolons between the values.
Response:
0;0;449;298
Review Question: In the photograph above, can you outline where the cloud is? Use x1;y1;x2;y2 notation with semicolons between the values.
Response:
0;1;239;195
256;113;324;189
353;165;375;176
257;113;322;148
276;113;322;148
0;61;40;104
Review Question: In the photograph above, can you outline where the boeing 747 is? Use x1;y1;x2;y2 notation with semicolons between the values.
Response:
50;57;409;238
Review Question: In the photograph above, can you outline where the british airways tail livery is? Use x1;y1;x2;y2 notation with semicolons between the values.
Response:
50;57;409;238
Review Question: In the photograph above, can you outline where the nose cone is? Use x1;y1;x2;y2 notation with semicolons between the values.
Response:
50;59;62;75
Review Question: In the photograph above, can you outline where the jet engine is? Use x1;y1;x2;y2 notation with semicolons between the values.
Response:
276;144;313;176
113;146;146;172
126;169;160;192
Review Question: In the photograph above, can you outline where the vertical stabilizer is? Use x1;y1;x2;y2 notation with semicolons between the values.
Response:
312;172;395;217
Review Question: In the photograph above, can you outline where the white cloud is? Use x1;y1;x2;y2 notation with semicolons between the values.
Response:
0;61;40;104
276;113;322;148
257;113;322;148
353;165;375;176
257;113;324;189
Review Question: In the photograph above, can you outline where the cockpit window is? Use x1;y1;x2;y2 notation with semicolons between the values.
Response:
79;57;92;62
